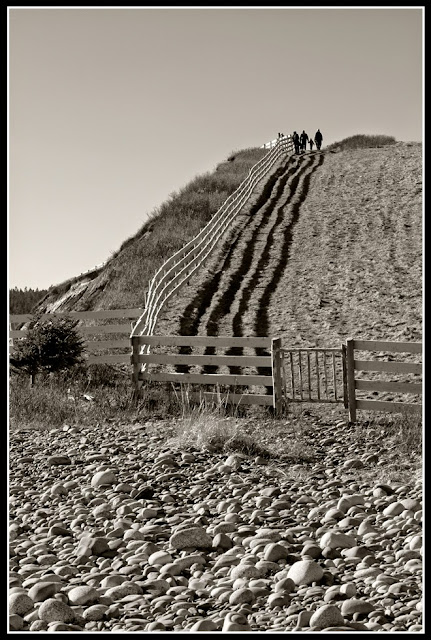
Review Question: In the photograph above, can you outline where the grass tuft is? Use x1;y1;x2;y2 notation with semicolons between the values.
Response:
326;133;397;152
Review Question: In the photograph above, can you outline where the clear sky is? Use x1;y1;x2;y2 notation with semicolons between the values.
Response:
8;6;423;291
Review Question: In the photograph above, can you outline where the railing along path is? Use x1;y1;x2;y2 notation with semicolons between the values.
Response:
131;136;294;382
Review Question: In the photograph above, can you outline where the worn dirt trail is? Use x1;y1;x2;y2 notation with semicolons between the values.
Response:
155;143;422;402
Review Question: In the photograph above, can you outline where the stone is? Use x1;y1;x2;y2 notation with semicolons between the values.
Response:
9;614;24;631
319;531;356;549
37;598;75;623
341;598;375;617
309;604;345;629
263;542;289;562
104;582;143;600
229;588;255;605
9;593;34;616
169;527;213;550
287;560;324;586
222;611;252;632
231;564;263;580
27;581;62;602
67;585;99;606
190;619;218;631
82;604;109;621
47;455;71;465
91;471;117;488
382;502;404;517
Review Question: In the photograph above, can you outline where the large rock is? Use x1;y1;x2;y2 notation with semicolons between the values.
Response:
341;598;375;617
169;526;213;550
287;560;324;586
309;604;345;629
67;585;99;606
27;582;62;602
319;531;356;549
222;612;252;632
91;471;117;488
9;593;34;616
47;455;71;466
37;599;75;623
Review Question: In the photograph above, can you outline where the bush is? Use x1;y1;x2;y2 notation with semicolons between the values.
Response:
10;313;85;384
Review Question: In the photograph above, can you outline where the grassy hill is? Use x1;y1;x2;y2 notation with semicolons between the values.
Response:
33;135;421;344
34;147;269;313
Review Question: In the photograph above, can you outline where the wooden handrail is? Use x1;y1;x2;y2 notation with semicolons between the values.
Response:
130;136;294;378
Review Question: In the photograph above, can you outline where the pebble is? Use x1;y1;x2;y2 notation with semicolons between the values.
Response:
9;419;422;632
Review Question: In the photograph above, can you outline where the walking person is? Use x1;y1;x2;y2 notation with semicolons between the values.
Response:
292;131;300;154
300;130;309;154
309;136;314;152
315;129;323;150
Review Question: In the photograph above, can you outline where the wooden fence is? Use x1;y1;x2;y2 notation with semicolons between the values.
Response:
261;134;292;150
345;339;422;422
131;335;283;414
9;314;423;421
131;335;422;420
130;136;294;365
9;309;143;365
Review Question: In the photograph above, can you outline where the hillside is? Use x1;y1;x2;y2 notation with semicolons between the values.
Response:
34;142;421;355
157;142;422;349
33;148;269;314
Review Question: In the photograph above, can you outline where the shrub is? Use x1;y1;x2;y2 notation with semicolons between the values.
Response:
10;313;85;385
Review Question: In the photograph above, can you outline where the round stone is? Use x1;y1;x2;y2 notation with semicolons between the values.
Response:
169;527;213;550
287;560;324;586
67;585;99;606
309;604;345;629
9;593;34;616
341;598;375;617
319;531;356;550
27;582;62;602
38;598;75;623
91;471;117;488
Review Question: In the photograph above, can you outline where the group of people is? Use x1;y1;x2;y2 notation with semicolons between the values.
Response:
282;129;323;154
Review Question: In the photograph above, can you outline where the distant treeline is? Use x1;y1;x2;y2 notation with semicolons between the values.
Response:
9;287;49;315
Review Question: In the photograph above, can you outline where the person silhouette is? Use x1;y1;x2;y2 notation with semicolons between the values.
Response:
315;129;323;150
309;136;314;152
300;130;309;154
292;131;300;154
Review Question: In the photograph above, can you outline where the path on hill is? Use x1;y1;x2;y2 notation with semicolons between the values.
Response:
157;152;324;376
155;143;422;400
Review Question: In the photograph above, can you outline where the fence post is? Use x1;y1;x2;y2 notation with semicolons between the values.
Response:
271;337;283;417
131;336;141;400
341;343;348;409
345;338;357;423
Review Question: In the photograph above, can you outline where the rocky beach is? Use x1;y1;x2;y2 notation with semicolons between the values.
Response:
9;410;422;632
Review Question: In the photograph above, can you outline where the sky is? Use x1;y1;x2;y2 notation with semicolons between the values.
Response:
8;6;423;291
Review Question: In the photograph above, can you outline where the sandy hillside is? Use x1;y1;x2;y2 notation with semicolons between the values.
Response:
153;142;422;406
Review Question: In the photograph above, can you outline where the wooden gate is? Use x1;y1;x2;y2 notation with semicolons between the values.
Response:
281;347;348;407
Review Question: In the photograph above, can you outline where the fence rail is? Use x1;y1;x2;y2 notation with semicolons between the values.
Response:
345;338;422;422
131;334;281;411
9;309;143;365
130;136;294;380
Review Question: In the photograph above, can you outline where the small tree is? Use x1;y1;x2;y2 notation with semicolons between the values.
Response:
9;313;86;385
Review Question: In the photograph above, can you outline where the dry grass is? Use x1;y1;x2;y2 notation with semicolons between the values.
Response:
167;400;317;463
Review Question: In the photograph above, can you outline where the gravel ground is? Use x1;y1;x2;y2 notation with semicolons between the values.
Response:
9;413;422;632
